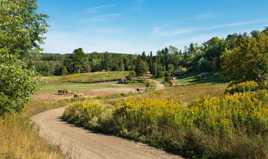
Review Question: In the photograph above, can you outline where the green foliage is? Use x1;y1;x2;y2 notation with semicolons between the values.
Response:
225;81;259;94
0;55;36;115
63;92;268;159
126;71;136;81
144;80;157;91
221;32;268;83
0;0;48;56
32;52;137;76
30;28;268;86
64;48;90;73
164;71;172;82
0;0;47;115
134;58;148;76
63;100;112;131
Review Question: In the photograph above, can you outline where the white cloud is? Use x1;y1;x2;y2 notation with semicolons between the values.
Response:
153;19;268;37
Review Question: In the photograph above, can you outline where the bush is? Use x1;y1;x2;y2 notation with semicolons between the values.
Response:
0;56;37;115
144;80;157;91
225;81;259;94
63;100;112;131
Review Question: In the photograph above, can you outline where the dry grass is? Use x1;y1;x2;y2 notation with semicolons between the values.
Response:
148;83;227;105
0;115;64;159
0;88;74;159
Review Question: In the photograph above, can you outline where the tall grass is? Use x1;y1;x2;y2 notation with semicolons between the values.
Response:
63;91;268;159
0;115;64;159
0;97;71;159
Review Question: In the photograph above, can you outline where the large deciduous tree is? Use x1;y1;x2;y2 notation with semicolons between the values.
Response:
0;0;47;114
64;48;89;73
0;0;48;57
221;32;268;84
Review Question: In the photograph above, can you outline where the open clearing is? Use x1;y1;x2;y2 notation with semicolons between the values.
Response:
30;74;226;159
29;72;230;159
31;74;183;159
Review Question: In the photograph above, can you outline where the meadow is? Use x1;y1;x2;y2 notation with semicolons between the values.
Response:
63;75;268;159
37;71;142;95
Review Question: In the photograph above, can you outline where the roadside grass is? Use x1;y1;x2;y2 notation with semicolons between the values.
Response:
0;114;64;159
24;98;72;117
0;89;73;159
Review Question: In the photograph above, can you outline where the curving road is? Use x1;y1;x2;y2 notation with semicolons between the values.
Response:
32;107;183;159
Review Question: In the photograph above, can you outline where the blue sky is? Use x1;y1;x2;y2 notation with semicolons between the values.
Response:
38;0;268;53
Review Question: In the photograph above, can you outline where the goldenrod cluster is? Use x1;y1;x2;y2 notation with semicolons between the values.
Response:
63;91;268;158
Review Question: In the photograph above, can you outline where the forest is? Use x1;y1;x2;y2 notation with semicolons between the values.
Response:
33;28;268;85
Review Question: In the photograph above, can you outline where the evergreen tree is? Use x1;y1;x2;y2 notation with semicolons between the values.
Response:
134;57;148;76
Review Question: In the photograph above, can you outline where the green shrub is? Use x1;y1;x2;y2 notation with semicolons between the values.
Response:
63;100;112;131
0;55;37;115
144;80;157;91
225;81;259;94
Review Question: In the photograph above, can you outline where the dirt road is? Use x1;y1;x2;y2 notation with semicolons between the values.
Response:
32;107;183;159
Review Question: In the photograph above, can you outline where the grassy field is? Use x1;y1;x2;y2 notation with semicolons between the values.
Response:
149;83;227;104
154;74;227;104
37;71;142;95
63;73;268;159
175;73;224;86
61;71;129;83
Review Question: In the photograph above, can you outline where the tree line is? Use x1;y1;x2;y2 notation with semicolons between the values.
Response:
32;28;268;85
134;29;268;84
31;50;137;76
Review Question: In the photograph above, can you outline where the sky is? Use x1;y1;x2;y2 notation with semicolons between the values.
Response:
38;0;268;54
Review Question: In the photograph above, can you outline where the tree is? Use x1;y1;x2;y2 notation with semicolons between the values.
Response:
203;37;225;72
134;57;148;76
0;0;48;57
0;0;47;115
64;48;88;73
221;34;268;83
54;64;68;76
0;55;36;115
